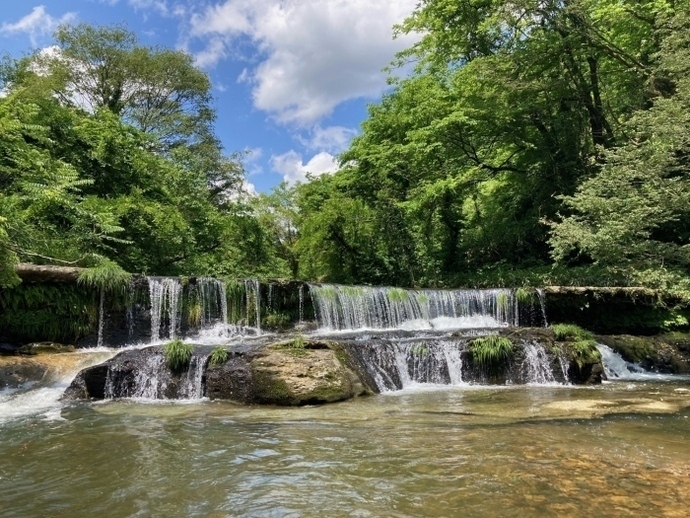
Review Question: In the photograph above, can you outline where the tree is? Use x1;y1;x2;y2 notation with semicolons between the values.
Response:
549;3;690;288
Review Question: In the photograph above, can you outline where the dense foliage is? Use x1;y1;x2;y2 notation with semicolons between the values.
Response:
0;24;259;287
269;0;690;291
2;4;690;294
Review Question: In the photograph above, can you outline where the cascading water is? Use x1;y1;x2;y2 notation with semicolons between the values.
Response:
594;344;687;381
103;349;210;400
348;339;468;391
148;277;183;342
244;279;261;335
522;343;559;384
309;284;517;332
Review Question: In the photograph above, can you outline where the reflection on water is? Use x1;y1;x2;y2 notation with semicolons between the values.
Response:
1;382;690;517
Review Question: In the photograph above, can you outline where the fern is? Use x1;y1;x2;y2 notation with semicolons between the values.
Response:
78;258;132;294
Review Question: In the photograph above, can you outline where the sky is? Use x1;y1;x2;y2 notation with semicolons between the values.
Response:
0;1;420;193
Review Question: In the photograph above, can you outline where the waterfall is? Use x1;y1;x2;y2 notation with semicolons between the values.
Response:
350;340;467;391
97;287;105;348
522;343;558;384
597;345;652;380
104;350;209;400
309;284;516;332
148;277;183;342
244;279;261;335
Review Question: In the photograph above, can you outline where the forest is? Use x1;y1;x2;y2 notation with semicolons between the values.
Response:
1;0;690;294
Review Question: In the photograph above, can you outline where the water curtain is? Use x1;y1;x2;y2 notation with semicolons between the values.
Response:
309;284;518;331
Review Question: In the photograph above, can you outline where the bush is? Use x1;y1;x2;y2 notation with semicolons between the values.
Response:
164;339;193;371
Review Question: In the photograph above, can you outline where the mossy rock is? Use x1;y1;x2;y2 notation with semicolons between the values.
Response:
248;340;370;405
597;334;690;373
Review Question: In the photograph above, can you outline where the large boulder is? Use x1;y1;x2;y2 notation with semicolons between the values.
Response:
64;340;374;405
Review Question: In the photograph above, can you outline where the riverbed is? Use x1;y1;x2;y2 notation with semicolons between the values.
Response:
2;380;689;517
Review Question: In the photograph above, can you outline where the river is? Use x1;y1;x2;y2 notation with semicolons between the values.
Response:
2;379;689;517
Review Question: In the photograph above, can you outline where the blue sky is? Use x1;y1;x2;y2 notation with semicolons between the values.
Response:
0;1;419;193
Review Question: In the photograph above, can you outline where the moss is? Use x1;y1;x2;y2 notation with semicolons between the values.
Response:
250;365;295;404
596;335;656;364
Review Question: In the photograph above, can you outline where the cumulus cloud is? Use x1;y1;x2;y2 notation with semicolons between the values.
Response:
0;6;77;47
270;150;339;185
188;0;419;125
299;125;358;154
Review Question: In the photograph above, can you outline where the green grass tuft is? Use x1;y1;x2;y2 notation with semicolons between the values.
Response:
551;323;593;341
164;339;193;371
209;347;229;366
471;335;514;367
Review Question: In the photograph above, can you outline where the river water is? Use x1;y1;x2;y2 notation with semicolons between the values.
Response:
2;379;690;517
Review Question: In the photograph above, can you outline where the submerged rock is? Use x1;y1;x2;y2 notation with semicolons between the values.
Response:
0;357;49;388
18;342;76;355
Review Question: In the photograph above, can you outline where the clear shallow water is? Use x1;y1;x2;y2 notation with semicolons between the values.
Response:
1;382;690;517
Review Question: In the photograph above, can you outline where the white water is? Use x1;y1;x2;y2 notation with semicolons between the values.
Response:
310;284;517;332
148;277;183;342
596;344;688;381
523;343;558;385
0;350;116;424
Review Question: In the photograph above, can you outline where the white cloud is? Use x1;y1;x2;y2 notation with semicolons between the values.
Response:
270;150;339;185
0;6;77;47
194;37;227;68
128;0;170;16
299;125;358;154
188;0;419;126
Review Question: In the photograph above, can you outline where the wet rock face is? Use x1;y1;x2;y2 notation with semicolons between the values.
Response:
205;356;254;402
